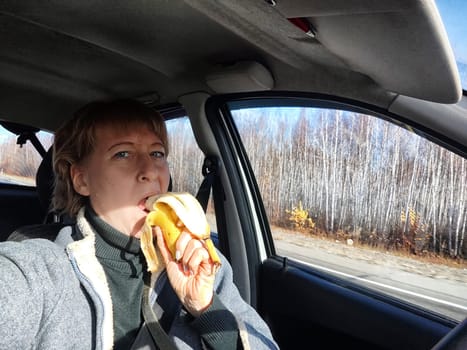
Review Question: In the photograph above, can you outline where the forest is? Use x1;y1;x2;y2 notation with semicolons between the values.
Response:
0;130;52;185
1;109;465;260
168;108;466;259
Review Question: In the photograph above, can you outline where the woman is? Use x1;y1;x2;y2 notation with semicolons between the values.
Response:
0;99;278;349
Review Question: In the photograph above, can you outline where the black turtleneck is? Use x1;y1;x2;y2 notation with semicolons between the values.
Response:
85;206;145;350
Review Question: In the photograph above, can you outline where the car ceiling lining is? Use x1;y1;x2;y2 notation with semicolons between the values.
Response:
187;0;461;103
0;0;462;130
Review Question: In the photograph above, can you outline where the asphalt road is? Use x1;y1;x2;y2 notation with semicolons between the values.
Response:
274;235;467;322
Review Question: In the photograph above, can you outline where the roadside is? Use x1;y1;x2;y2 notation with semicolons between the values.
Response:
0;173;35;186
271;226;467;284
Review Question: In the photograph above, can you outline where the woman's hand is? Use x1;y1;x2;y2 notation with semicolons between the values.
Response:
154;227;216;317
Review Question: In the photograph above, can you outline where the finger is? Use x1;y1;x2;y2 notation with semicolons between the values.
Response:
181;238;204;267
154;226;172;265
175;231;193;261
182;237;202;264
186;247;211;275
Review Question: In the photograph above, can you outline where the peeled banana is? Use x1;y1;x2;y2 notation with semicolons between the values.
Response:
141;192;221;273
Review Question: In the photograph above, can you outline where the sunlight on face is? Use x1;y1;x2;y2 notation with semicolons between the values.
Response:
71;124;170;236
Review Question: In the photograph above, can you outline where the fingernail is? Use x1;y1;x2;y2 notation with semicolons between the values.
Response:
175;250;181;261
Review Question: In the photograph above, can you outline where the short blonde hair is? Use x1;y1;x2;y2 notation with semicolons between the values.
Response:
52;99;168;217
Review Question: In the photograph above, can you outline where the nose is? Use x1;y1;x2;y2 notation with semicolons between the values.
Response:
137;154;160;182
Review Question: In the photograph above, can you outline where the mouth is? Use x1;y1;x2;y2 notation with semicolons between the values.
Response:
138;197;151;213
139;193;160;212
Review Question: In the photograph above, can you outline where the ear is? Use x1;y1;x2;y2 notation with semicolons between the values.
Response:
70;163;91;196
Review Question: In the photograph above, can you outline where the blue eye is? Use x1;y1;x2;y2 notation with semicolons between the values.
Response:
114;151;129;158
151;150;166;159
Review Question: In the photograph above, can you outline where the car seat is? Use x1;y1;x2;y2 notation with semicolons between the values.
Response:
7;147;70;241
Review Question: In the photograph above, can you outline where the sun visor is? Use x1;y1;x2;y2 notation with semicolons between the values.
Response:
206;61;274;93
272;0;462;104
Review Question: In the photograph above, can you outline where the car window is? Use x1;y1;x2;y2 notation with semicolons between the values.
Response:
165;117;217;231
229;104;467;322
0;124;53;186
436;0;467;90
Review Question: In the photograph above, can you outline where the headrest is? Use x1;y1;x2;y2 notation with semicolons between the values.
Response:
35;146;54;214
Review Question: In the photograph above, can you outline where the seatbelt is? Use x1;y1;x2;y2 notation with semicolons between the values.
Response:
141;273;178;350
140;156;222;349
196;156;230;261
196;156;219;212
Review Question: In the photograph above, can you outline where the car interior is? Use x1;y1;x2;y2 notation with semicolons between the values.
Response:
0;1;466;349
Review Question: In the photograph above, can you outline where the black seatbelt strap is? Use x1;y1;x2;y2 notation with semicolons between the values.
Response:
140;156;223;349
141;273;178;350
196;156;230;261
154;272;181;333
196;156;219;212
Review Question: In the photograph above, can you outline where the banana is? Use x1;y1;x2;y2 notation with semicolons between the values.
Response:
141;192;221;273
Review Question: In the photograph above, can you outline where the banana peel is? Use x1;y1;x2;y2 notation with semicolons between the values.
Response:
140;192;221;273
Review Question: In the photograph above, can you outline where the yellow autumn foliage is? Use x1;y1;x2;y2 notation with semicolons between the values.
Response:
286;201;316;231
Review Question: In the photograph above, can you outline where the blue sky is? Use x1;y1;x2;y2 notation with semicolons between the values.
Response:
0;125;10;142
436;0;467;64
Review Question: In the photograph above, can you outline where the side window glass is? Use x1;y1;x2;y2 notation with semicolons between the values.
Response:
231;106;467;321
0;124;53;186
165;117;217;231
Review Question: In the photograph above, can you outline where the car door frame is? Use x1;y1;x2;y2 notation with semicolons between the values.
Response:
198;91;462;349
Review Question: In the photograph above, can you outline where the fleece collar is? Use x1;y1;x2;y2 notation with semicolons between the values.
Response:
66;208;115;350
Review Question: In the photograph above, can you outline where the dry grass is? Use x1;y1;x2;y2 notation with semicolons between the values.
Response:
274;224;466;270
362;242;467;269
0;173;35;186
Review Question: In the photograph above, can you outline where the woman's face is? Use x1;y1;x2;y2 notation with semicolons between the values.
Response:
70;123;170;236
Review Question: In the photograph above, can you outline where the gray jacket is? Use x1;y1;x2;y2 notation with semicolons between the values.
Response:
0;209;278;349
